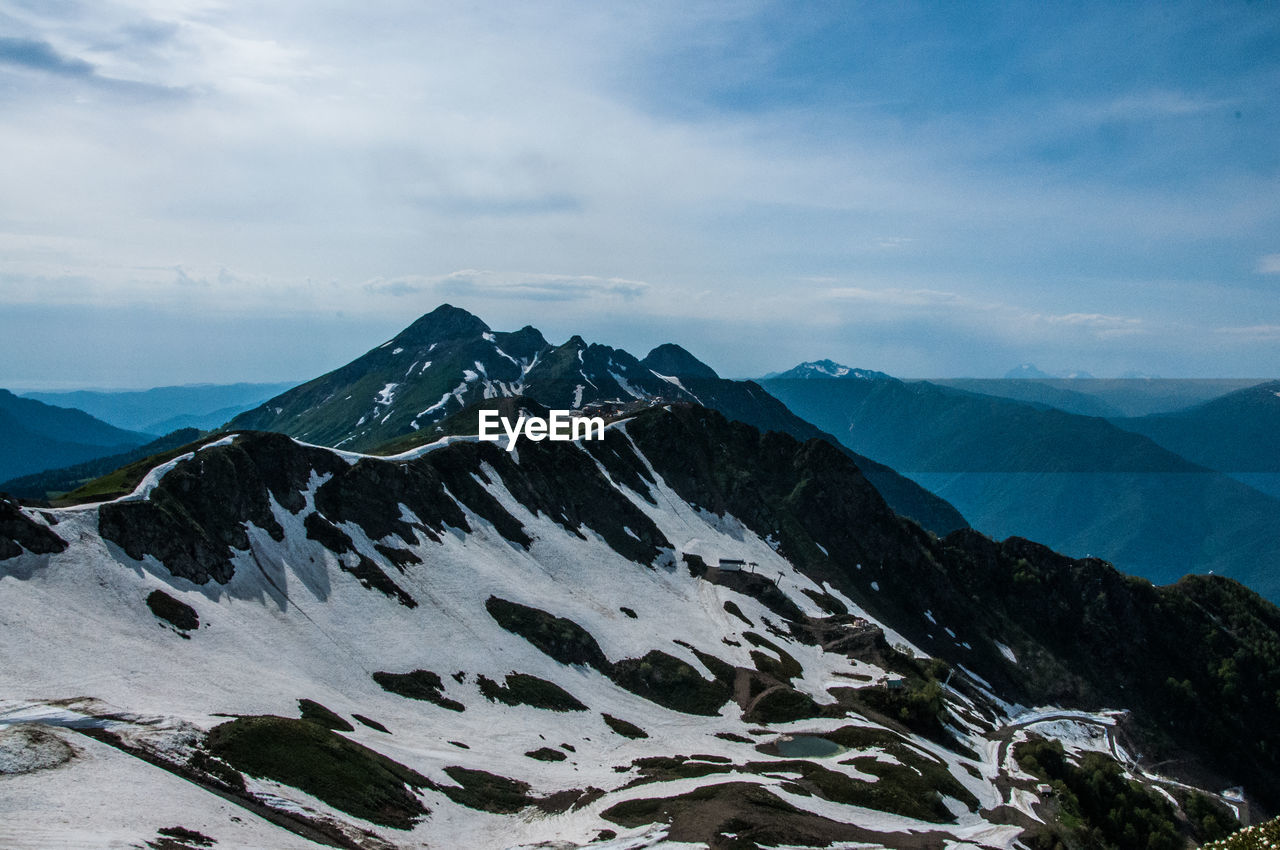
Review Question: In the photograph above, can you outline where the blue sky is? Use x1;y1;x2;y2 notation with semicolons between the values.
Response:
0;0;1276;387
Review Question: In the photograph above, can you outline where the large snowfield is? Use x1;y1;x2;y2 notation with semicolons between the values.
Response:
0;425;1196;849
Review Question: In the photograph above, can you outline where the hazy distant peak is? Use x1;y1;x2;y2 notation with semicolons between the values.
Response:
770;360;894;381
1003;363;1054;379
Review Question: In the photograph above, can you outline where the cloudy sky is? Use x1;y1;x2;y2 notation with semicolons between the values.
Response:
1;0;1277;387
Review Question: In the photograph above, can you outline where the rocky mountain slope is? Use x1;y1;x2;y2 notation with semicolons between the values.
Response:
761;367;1280;602
1;405;1273;849
226;305;966;536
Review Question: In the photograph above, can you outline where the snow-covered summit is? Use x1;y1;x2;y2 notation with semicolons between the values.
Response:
767;360;894;381
226;305;704;452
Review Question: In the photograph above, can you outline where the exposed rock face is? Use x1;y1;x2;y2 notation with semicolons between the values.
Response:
98;427;672;587
99;433;343;584
0;495;66;560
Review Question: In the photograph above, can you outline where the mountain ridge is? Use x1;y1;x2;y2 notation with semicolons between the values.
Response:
21;381;298;433
1;403;1273;847
225;305;968;536
1113;379;1280;473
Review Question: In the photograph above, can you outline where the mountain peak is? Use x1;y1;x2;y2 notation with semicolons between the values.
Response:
770;360;893;381
641;344;719;380
1003;363;1054;379
394;304;490;345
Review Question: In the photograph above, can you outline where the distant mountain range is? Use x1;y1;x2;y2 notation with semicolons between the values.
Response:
22;382;298;433
1112;380;1280;472
760;363;1280;601
227;305;967;535
0;428;203;502
0;389;152;482
761;360;894;381
937;376;1263;418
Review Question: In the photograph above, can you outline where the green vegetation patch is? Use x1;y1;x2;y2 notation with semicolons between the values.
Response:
822;725;905;750
743;631;804;682
827;748;977;823
723;599;754;627
687;646;738;688
849;672;974;755
744;724;975;822
1179;790;1240;844
601;781;873;848
372;670;465;712
204;715;431;829
297;699;354;732
744;686;822;724
60;438;212;505
801;588;847;616
610;650;730;717
485;596;610;670
618;744;972;824
602;713;648;739
440;766;537;814
624;755;735;786
477;673;587;712
1014;738;1229;850
485;597;738;718
1203;817;1279;850
352;714;390;734
146;589;198;632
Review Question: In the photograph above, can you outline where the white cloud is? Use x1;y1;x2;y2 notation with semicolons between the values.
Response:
363;270;650;302
823;285;1147;340
1215;324;1280;339
0;1;1276;381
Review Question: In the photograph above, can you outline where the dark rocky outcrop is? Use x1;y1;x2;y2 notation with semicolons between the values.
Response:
146;589;198;631
373;670;464;712
100;433;342;584
0;495;66;560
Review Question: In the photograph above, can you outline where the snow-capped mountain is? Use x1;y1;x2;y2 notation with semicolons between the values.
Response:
225;305;969;537
228;305;695;452
766;361;895;382
1;405;1274;848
